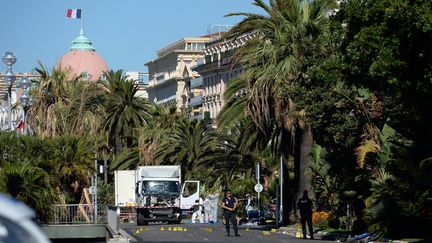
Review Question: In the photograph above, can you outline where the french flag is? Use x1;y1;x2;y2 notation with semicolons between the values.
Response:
66;9;82;19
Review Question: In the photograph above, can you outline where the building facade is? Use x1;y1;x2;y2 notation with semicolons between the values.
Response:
126;71;149;99
193;33;256;120
145;37;210;111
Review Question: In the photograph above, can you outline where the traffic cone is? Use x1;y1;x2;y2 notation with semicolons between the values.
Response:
183;228;187;232
168;227;172;231
160;227;165;231
173;227;178;232
135;229;140;234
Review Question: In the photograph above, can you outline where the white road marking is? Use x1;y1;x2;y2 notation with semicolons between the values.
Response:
203;238;209;241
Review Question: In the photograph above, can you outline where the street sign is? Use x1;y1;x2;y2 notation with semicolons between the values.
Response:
254;183;263;193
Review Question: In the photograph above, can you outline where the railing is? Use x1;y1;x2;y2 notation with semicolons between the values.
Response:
48;204;108;225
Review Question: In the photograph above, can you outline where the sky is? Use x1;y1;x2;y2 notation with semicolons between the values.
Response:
0;0;260;73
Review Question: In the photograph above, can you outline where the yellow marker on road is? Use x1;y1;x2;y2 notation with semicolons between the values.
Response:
145;227;150;231
135;229;140;234
168;227;172;231
183;228;187;232
245;228;250;232
296;232;303;238
263;231;271;236
173;227;178;232
271;228;277;233
160;227;165;231
178;227;183;231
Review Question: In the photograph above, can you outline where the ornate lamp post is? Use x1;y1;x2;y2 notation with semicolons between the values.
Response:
2;52;17;131
18;77;31;135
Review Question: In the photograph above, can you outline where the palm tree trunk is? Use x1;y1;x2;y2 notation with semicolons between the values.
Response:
115;134;122;154
297;124;315;201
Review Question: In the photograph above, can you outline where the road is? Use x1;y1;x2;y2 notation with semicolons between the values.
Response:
120;223;334;243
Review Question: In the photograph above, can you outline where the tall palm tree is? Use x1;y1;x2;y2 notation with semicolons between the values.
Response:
101;70;150;154
219;0;331;217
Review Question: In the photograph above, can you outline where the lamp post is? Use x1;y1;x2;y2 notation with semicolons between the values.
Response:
18;77;31;135
2;52;17;131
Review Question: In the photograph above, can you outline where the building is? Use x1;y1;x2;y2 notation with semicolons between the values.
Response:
145;37;210;111
57;28;109;81
192;33;257;120
126;71;149;99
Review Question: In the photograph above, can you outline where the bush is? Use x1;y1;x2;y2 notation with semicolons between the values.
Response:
312;211;331;230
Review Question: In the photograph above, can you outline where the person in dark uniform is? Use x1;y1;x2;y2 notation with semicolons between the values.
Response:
221;189;240;237
298;190;314;239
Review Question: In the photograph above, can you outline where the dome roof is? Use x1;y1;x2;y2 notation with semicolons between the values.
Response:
57;28;108;81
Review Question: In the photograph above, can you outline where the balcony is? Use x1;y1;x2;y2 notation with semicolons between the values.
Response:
190;77;203;89
155;95;176;105
190;114;203;120
189;96;203;107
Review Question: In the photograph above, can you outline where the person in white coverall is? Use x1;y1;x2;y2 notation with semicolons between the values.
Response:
191;197;204;223
203;196;212;223
208;191;219;224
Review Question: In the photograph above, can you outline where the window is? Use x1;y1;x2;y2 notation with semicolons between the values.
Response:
142;181;180;195
182;182;198;198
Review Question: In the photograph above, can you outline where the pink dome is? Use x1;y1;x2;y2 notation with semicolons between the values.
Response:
58;50;108;81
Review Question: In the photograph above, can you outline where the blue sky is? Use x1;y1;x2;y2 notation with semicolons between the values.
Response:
0;0;259;73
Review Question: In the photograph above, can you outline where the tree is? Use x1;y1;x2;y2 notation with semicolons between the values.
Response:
155;118;221;180
28;62;104;138
220;0;332;219
101;70;150;154
0;161;58;222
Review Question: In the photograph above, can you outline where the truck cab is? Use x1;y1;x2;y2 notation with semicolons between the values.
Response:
133;166;199;225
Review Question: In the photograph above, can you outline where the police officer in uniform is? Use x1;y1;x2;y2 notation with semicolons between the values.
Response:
298;190;314;239
221;189;240;237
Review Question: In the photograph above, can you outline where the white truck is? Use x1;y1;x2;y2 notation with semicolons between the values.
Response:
114;166;200;225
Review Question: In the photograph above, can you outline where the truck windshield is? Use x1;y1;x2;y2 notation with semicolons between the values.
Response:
142;181;179;195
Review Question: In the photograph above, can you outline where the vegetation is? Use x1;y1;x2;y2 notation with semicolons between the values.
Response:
0;0;431;240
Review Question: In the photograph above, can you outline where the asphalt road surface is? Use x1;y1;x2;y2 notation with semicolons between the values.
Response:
120;223;334;243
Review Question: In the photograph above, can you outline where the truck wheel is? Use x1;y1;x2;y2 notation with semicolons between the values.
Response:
137;212;147;226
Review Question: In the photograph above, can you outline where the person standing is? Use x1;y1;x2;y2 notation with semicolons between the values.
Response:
203;196;212;223
221;189;240;237
298;190;314;239
209;191;219;224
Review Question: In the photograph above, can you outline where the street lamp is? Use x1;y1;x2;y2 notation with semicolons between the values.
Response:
2;52;17;131
18;77;31;135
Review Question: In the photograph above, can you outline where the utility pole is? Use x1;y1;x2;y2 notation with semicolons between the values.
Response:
94;154;98;224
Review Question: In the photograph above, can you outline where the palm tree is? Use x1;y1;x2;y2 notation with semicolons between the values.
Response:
219;0;331;218
101;70;150;154
137;105;186;165
28;62;105;138
155;118;221;180
50;135;94;203
0;161;58;221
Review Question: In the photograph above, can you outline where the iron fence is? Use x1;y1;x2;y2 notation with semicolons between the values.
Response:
48;204;108;224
